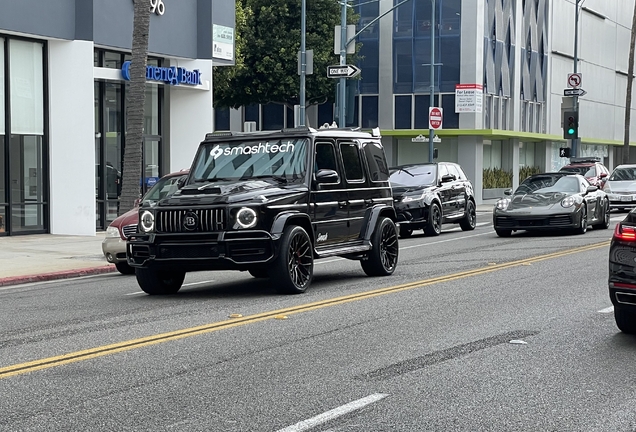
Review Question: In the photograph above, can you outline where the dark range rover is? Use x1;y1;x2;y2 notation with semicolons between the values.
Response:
127;127;399;295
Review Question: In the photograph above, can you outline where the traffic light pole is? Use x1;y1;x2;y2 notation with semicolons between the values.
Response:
428;0;435;163
572;0;581;158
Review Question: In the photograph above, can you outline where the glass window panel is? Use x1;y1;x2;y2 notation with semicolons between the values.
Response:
394;39;413;93
440;0;461;36
358;39;379;94
10;40;44;135
104;51;122;69
414;95;430;129
363;142;389;182
105;83;122;199
318;102;334;127
315;143;337;171
414;0;435;37
414;42;435;93
245;105;260;130
286;106;294;128
215;106;231;131
340;143;364;181
441;94;459;129
144;84;159;135
361;96;378;129
395;95;412;129
11;204;44;232
439;36;461;92
0;137;4;204
345;83;359;127
394;0;413;36
143;139;160;194
0;38;4;135
10;135;44;204
262;103;284;130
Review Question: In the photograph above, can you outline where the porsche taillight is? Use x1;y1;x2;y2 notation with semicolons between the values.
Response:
613;223;636;241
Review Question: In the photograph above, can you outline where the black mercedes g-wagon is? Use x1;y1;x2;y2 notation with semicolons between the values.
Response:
127;127;399;295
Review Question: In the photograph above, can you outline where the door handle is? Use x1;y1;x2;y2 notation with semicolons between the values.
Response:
338;201;347;207
364;199;374;206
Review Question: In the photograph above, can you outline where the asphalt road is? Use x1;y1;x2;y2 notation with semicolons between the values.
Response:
1;212;635;432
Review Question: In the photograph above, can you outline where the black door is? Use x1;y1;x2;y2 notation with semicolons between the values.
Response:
311;142;349;246
437;163;454;216
339;141;368;241
447;163;466;216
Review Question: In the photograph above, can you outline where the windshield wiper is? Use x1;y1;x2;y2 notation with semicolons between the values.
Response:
245;175;289;184
398;168;415;177
193;177;233;183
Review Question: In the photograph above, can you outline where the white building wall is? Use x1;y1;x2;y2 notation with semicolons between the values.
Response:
548;0;636;143
167;59;214;172
48;40;96;236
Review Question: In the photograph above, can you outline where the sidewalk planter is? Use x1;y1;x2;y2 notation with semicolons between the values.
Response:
483;188;509;200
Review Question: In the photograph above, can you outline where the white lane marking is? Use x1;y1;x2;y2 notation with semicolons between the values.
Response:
125;291;145;296
276;393;389;432
401;231;492;250
598;306;614;313
444;222;491;232
183;280;215;287
610;216;624;222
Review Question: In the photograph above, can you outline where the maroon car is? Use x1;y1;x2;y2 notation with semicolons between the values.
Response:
102;170;189;274
558;157;609;189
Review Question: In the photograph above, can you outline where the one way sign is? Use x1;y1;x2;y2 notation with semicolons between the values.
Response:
327;64;361;79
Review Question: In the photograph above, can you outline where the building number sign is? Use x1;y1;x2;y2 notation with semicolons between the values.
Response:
149;0;165;15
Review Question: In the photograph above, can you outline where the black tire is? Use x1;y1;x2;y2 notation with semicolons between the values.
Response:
575;206;588;235
593;200;610;230
271;225;313;294
614;306;636;334
399;225;413;238
115;262;136;275
248;268;269;278
361;217;399;277
135;268;185;295
424;203;442;236
495;229;512;237
459;200;477;231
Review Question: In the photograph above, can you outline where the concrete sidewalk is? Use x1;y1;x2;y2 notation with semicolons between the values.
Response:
0;203;494;288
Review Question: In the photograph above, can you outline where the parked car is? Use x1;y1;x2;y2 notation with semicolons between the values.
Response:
608;210;636;333
127;127;398;295
102;170;189;274
493;172;610;237
603;164;636;211
389;162;476;238
558;157;609;189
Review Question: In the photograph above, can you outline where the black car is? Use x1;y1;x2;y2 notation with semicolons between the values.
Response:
389;162;477;238
493;172;610;237
608;212;636;334
127;127;399;295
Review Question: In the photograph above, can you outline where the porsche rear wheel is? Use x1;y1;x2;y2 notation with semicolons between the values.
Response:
593;200;610;230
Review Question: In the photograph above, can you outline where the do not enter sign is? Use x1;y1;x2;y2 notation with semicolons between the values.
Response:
429;107;443;130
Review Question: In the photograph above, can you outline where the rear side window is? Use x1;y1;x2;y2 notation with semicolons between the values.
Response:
447;164;461;180
363;142;389;182
340;143;364;181
315;143;338;172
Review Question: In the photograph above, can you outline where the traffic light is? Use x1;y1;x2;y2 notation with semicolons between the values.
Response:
563;111;579;139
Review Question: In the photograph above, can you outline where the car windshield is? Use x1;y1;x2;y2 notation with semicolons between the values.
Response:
192;138;308;182
609;167;636;181
143;175;185;203
515;175;580;194
389;165;437;187
559;166;594;177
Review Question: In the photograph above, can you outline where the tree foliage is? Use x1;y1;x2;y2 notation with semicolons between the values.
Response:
213;0;359;110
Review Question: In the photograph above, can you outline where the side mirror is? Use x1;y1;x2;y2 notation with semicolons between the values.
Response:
441;174;455;183
177;176;187;189
503;188;513;196
133;198;141;207
315;169;340;184
586;185;598;193
600;172;608;178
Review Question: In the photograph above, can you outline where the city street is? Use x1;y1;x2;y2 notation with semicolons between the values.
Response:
1;214;634;431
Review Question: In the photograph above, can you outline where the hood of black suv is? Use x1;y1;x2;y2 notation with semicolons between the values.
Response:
159;179;308;206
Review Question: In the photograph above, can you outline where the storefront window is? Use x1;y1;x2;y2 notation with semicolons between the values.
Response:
10;40;44;135
9;135;44;231
0;37;6;233
145;85;159;135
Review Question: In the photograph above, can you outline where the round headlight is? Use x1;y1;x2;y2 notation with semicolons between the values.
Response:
561;196;576;208
495;198;511;210
140;211;155;232
236;207;257;229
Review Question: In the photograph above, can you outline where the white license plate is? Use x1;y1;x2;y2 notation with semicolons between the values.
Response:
621;195;632;202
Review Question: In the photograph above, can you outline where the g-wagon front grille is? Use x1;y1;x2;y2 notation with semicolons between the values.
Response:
122;224;138;238
156;209;226;233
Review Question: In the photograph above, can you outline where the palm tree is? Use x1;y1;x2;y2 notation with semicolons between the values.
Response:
119;0;151;215
623;0;636;164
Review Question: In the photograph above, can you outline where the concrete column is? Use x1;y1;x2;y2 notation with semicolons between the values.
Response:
511;139;520;190
459;0;485;130
378;0;393;130
229;108;242;132
511;0;523;131
458;136;484;204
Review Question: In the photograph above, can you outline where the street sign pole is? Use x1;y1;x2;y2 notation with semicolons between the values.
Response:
572;0;581;158
299;0;307;126
428;0;436;162
338;1;347;127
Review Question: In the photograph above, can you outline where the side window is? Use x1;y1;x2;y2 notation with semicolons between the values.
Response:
340;143;364;182
456;165;468;180
315;143;338;172
447;164;461;180
363;142;389;182
438;163;449;179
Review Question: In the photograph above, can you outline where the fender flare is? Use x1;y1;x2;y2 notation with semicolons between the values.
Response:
270;211;314;238
361;205;397;241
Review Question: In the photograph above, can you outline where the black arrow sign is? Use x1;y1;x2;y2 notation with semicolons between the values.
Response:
327;64;361;79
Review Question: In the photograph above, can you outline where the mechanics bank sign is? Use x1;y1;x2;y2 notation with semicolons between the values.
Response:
121;61;202;86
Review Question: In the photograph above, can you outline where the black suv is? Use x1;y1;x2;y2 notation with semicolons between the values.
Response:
608;210;636;334
389;162;477;238
127;127;399;295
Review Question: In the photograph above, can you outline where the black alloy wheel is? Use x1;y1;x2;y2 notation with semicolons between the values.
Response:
136;268;186;295
399;225;413;238
424;203;442;236
361;217;399;276
495;229;512;237
271;225;314;294
248;268;269;278
594;200;610;230
459;200;477;231
115;262;136;275
575;206;588;235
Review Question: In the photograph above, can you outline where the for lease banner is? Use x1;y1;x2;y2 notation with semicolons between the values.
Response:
455;84;483;113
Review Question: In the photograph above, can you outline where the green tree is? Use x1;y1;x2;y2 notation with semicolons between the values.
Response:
213;0;359;112
119;0;150;215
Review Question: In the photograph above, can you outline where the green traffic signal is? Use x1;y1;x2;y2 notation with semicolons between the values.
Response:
568;128;575;135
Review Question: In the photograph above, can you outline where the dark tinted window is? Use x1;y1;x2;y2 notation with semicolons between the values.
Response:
363;142;389;182
340;143;364;181
395;95;412;129
447;164;461;180
315;143;338;172
389;165;437;187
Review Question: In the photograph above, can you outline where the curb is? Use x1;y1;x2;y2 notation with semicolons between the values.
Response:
0;265;118;287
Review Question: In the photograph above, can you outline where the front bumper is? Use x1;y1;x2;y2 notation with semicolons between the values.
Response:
493;211;580;231
607;194;636;208
127;230;279;271
394;201;429;228
102;237;127;264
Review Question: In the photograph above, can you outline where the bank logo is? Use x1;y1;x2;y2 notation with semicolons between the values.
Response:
209;142;296;159
183;212;198;231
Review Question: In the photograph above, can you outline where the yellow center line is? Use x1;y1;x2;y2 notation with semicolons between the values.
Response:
0;241;609;379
